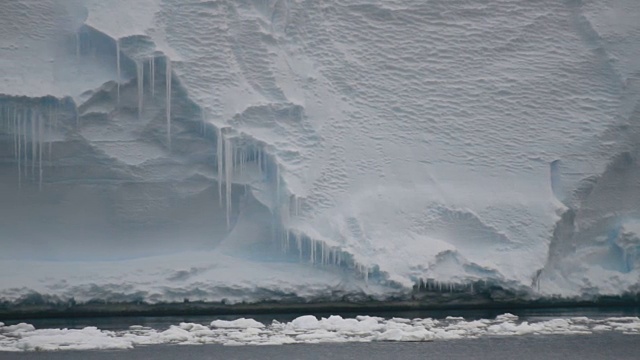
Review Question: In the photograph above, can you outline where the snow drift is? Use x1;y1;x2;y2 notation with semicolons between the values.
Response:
1;0;640;304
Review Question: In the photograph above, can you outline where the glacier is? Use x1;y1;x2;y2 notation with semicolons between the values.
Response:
1;0;640;307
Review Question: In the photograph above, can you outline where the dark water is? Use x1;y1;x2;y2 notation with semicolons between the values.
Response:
2;333;638;360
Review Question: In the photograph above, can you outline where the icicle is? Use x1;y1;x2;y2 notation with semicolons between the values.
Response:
31;110;36;177
76;31;80;59
22;109;27;180
310;238;315;264
47;105;52;160
295;232;302;260
149;57;155;98
284;231;290;253
137;61;144;119
12;106;17;160
275;163;280;207
217;127;223;207
234;145;239;170
242;149;247;174
201;109;206;135
116;39;120;105
16;108;21;189
37;113;42;190
224;135;233;228
165;57;172;149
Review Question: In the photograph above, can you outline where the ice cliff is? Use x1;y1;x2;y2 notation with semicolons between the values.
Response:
1;0;640;305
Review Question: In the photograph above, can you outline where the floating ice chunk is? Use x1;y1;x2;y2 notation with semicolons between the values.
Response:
413;318;440;327
179;323;211;332
377;328;434;342
592;325;612;331
356;315;384;322
389;317;411;324
296;330;343;343
159;326;192;343
445;319;489;337
608;321;640;332
210;318;265;329
128;325;148;330
605;317;640;322
376;328;404;341
14;327;132;351
0;323;35;333
261;335;297;345
495;313;519;322
290;315;320;330
1;314;639;352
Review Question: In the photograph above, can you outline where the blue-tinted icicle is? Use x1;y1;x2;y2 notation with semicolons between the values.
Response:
224;135;233;228
30;110;35;177
38;112;42;191
137;61;144;119
116;40;120;105
166;58;172;149
217;127;223;207
149;57;155;98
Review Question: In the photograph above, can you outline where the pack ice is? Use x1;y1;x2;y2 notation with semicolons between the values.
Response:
1;0;639;304
1;314;639;351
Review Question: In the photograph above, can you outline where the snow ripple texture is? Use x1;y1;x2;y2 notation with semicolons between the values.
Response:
1;314;639;352
1;0;640;302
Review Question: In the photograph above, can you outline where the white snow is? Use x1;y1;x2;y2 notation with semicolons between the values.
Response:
0;252;391;305
1;314;638;352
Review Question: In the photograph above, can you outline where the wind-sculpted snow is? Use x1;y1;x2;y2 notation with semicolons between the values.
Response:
0;0;640;304
1;313;639;351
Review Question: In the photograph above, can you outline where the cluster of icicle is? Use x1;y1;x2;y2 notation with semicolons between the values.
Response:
0;102;60;191
115;40;171;148
210;127;377;280
116;33;369;278
414;278;478;294
116;35;373;282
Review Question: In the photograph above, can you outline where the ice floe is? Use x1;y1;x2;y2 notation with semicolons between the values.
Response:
1;313;639;352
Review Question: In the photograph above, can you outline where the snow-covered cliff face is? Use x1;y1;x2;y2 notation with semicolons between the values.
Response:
1;0;639;304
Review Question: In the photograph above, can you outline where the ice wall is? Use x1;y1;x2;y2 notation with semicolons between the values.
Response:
1;0;640;304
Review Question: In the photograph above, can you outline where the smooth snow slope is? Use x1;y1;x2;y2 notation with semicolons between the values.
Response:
1;0;640;303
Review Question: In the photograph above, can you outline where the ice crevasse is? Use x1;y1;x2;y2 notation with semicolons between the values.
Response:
1;0;640;304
